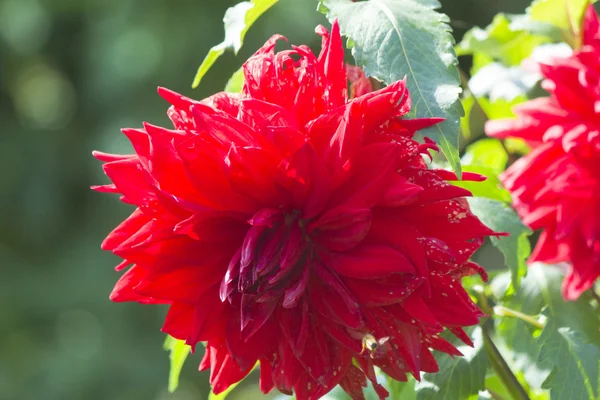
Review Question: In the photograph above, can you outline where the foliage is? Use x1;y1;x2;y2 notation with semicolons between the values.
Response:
163;335;190;393
538;316;600;400
457;13;549;67
415;327;489;400
492;264;600;397
5;0;600;399
468;197;533;290
320;0;464;176
192;0;279;88
455;139;511;202
224;67;245;93
179;0;600;399
526;0;593;45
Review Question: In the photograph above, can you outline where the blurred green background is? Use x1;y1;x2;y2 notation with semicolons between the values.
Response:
0;0;531;399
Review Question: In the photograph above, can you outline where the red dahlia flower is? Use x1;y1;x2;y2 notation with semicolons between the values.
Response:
486;6;600;301
94;22;495;399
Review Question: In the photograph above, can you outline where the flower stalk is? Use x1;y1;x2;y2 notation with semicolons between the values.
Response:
493;306;545;330
482;325;531;400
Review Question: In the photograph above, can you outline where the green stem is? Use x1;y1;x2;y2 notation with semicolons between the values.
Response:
493;306;545;330
481;326;530;400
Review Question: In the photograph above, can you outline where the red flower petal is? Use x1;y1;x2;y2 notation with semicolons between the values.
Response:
325;242;415;279
95;20;497;399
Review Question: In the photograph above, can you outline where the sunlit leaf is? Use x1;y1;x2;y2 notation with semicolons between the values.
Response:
467;197;532;290
454;166;510;202
163;335;190;393
388;378;417;400
478;95;527;120
492;264;600;392
208;362;260;400
225;67;245;93
460;92;475;141
538;313;600;400
504;138;532;155
321;0;464;176
416;327;488;400
457;14;549;66
192;0;279;88
527;0;591;44
495;264;600;346
462;139;508;175
208;381;243;400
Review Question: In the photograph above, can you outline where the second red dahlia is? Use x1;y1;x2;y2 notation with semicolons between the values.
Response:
486;5;600;300
95;21;495;399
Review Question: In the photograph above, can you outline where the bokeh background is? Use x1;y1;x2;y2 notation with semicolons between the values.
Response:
0;0;532;399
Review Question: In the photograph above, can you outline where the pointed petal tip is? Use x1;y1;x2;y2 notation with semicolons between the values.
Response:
157;86;176;100
92;150;128;162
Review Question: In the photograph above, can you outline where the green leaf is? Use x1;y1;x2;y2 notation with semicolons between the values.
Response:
478;95;527;120
388;378;417;400
492;264;600;390
458;139;510;202
457;14;549;66
504;138;532;155
467;197;532;290
527;0;590;38
538;314;600;400
208;362;259;400
321;0;464;176
194;47;226;89
415;327;488;400
460;92;475;141
472;52;495;75
225;67;245;93
519;264;600;346
462;139;508;175
192;0;278;88
163;335;190;393
455;165;511;202
208;381;243;400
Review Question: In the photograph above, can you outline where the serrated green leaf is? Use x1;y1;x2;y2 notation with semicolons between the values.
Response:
538;314;600;400
192;0;278;88
415;327;488;400
225;67;245;93
457;14;549;67
321;0;464;176
523;265;600;346
492;264;600;392
163;335;190;393
467;197;532;290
